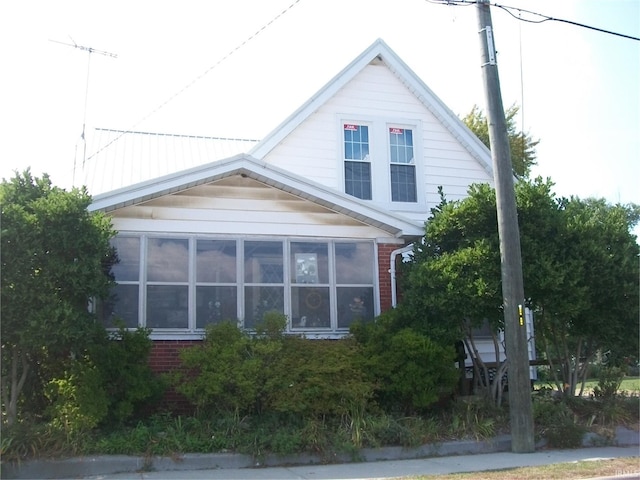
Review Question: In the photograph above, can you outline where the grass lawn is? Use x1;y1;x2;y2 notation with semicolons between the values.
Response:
535;376;640;395
414;457;640;479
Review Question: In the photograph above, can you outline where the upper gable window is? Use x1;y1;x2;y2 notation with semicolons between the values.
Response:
343;124;372;200
389;127;417;203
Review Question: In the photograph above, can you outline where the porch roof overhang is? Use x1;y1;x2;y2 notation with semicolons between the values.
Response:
90;154;424;239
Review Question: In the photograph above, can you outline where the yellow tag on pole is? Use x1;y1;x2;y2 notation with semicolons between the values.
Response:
518;304;524;326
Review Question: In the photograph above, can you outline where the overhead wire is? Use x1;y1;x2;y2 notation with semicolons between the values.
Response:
85;0;302;165
427;0;640;41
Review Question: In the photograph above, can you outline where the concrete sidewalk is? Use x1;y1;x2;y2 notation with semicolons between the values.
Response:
71;447;640;479
3;428;638;479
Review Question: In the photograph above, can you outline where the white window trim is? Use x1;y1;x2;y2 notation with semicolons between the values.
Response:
337;115;425;211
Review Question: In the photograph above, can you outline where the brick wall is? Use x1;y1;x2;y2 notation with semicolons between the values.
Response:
377;243;398;312
377;242;411;312
149;340;200;414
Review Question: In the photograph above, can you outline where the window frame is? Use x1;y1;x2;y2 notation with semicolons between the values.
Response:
338;116;423;208
342;122;373;200
102;234;378;339
388;124;417;203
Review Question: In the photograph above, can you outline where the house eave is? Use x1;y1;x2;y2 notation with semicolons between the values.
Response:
90;155;423;239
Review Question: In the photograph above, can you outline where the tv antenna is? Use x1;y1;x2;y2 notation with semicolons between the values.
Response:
50;36;117;186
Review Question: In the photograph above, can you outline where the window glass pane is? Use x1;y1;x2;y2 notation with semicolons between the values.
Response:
111;236;140;281
343;124;369;160
196;239;236;283
147;285;188;328
345;161;372;200
290;242;328;284
244;286;284;329
391;164;417;202
99;284;139;328
291;287;330;328
196;286;238;328
337;287;374;328
335;242;374;284
389;128;414;164
244;241;283;283
147;238;189;282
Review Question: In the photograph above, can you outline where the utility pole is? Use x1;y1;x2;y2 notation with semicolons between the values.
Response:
475;0;534;453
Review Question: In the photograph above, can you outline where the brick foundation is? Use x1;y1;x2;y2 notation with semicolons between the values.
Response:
149;340;200;414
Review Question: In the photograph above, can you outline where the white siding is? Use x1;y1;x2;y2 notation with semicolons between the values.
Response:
108;177;393;240
261;63;492;222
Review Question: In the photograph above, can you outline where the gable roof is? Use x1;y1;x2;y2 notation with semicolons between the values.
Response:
89;154;424;238
250;38;493;178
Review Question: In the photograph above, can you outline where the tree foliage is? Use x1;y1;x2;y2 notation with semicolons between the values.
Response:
1;170;116;425
401;178;639;399
462;104;539;178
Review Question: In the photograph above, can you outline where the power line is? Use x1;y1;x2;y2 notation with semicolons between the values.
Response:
86;0;301;164
428;0;640;41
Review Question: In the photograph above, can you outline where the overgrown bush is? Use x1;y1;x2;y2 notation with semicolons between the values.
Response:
533;392;586;448
2;326;163;462
172;321;267;416
351;313;459;414
45;359;109;440
172;312;375;446
93;326;166;424
444;396;506;440
593;366;626;399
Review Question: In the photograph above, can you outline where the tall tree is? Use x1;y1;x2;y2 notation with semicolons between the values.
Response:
1;170;116;425
401;178;639;399
533;196;640;394
462;104;539;178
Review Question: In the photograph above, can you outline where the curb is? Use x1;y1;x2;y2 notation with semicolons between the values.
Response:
3;428;638;479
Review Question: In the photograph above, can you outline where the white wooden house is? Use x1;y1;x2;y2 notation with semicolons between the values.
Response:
89;39;534;375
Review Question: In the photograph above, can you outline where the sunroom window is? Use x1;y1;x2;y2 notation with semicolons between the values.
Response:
146;238;189;329
243;241;285;329
100;236;376;335
195;239;237;328
100;235;140;328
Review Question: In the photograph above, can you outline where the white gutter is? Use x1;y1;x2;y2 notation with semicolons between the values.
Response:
390;244;415;307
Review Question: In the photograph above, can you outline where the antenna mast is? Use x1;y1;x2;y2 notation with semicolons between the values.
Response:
50;37;117;186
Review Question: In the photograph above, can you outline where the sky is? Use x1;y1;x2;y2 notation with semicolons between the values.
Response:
1;0;639;216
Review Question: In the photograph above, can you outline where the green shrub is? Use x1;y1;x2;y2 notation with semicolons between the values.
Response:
173;315;375;431
445;396;504;440
264;337;372;417
352;316;459;413
593;366;626;399
92;326;166;424
40;326;163;451
45;359;109;439
172;321;262;416
533;393;586;448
